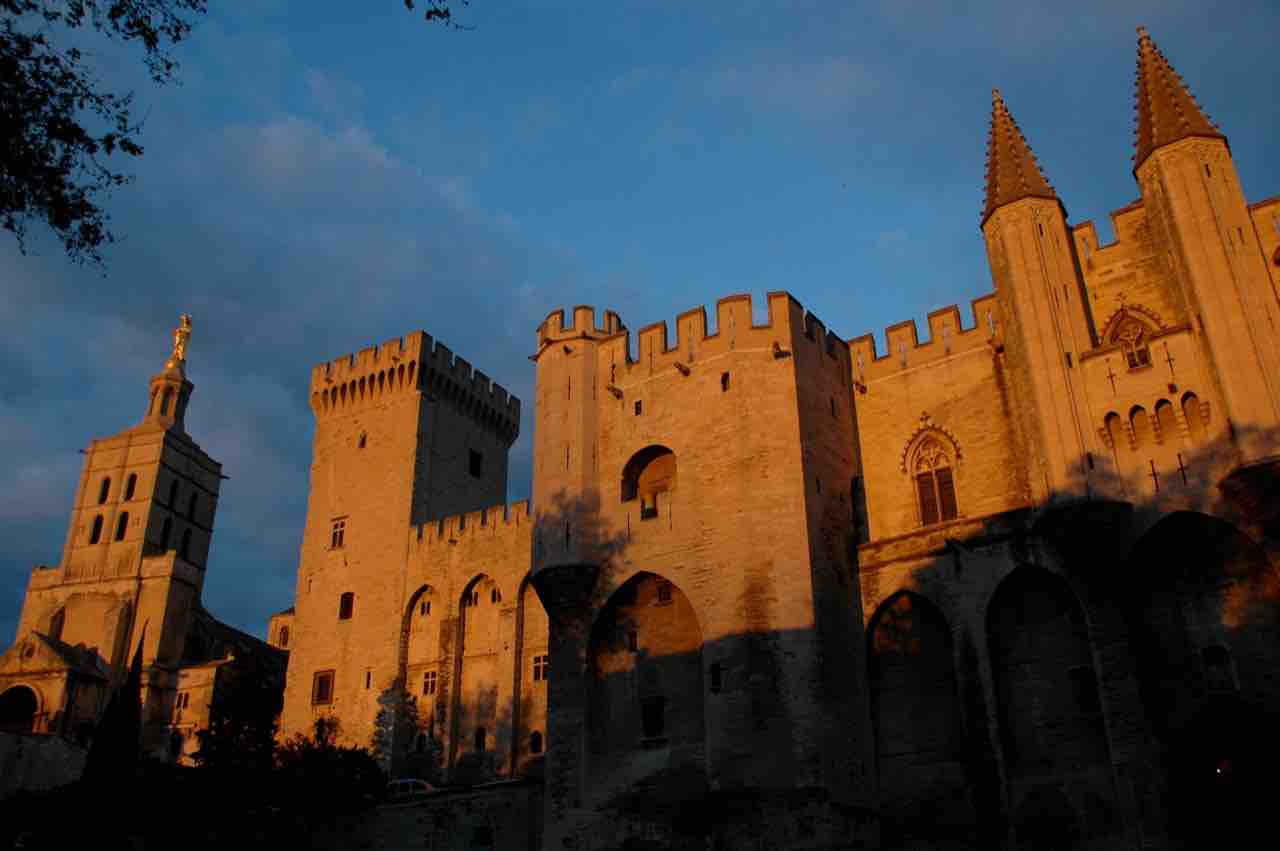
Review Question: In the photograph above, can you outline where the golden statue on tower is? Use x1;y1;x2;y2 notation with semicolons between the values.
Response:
167;314;193;369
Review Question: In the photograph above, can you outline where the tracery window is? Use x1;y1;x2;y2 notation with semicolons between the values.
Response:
913;437;958;526
1111;316;1153;370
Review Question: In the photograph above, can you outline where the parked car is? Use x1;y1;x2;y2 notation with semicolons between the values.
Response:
385;778;436;803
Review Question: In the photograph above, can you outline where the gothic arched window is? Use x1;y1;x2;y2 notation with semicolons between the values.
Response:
913;437;958;526
1107;315;1154;371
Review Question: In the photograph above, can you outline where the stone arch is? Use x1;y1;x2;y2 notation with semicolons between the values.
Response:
987;568;1113;835
0;685;40;733
1130;405;1152;449
620;444;676;511
1124;512;1280;842
867;591;974;841
513;575;549;776
400;584;444;720
587;571;705;804
450;574;503;783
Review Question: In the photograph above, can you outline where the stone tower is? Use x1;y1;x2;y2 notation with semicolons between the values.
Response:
278;333;520;742
529;296;875;848
2;316;223;737
1131;27;1280;459
981;91;1098;503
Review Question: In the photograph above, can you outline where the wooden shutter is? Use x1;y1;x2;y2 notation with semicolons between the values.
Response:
936;467;958;521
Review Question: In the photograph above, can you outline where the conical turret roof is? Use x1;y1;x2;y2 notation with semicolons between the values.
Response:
982;89;1058;225
1133;26;1225;171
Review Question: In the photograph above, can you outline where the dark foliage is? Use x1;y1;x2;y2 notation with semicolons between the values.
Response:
0;1;205;265
81;626;143;784
192;660;282;774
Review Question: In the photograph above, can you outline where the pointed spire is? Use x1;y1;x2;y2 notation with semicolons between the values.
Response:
982;89;1058;225
1133;25;1225;171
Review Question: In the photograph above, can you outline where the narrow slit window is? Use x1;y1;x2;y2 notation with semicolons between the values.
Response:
423;670;437;695
330;518;346;549
469;449;483;478
114;512;129;541
634;400;642;416
97;478;111;504
721;372;730;392
532;654;549;682
312;670;335;705
89;515;104;544
338;591;355;620
124;474;137;501
529;730;543;754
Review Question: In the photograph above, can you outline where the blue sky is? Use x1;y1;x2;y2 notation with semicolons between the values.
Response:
2;0;1278;641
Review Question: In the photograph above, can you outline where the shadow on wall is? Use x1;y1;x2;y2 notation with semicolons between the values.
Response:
378;426;1279;850
858;424;1280;851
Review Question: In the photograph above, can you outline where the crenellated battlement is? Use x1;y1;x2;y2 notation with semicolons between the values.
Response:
848;294;1002;382
407;500;532;552
309;330;520;443
545;292;849;380
537;305;627;345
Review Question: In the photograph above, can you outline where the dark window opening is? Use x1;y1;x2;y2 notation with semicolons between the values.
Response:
423;670;437;695
469;449;483;478
179;528;192;561
709;662;723;694
187;492;198;520
640;494;659;520
160;388;173;416
640;695;665;738
338;592;355;620
277;626;289;648
830;397;837;418
357;432;367;449
916;465;958;526
529;730;543;754
1069;666;1101;715
330;518;346;549
160;517;172;550
420;600;431;616
474;727;486;752
816;477;822;494
89;514;104;544
365;670;372;689
312;670;335;705
49;609;65;642
97;478;110;504
114;512;129;541
124;474;137;501
721;372;730;391
627;630;639;652
656;581;673;604
168;480;179;508
533;654;549;682
621;445;677;510
490;588;500;604
634;400;642;416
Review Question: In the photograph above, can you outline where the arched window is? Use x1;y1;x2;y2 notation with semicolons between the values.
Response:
124;473;137;501
1105;412;1129;459
160;388;173;416
913;437;957;526
1182;392;1206;442
179;528;192;561
89;515;104;544
529;730;543;754
1108;314;1154;370
1130;406;1152;449
1155;399;1177;444
278;626;290;648
187;492;198;520
621;445;677;520
49;608;65;642
114;511;129;541
168;480;179;508
97;477;111;504
160;517;172;550
339;592;355;620
0;686;39;734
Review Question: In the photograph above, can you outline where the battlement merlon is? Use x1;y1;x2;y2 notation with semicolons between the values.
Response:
536;292;850;371
408;500;532;552
308;331;521;438
848;294;1003;381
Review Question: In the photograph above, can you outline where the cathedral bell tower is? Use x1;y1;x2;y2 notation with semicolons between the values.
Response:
981;90;1097;502
1131;27;1280;457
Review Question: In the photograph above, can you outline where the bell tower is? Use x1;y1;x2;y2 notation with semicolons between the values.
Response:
1131;26;1280;457
981;90;1098;502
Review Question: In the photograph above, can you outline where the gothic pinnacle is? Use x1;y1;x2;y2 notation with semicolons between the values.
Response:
1133;25;1225;171
982;88;1057;226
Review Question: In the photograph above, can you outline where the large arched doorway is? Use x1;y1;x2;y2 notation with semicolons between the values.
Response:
587;572;705;806
867;591;973;844
1125;512;1280;846
513;578;550;776
451;575;502;784
0;685;39;733
987;569;1115;848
